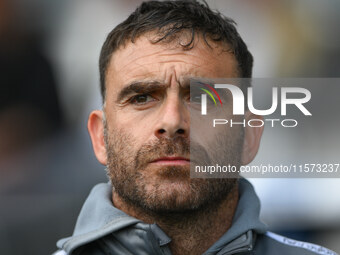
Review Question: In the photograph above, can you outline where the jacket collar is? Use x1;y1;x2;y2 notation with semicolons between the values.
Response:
204;178;267;254
57;182;140;252
57;178;267;254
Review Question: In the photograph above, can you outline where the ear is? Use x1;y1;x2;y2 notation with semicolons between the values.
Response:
88;110;107;165
241;111;264;165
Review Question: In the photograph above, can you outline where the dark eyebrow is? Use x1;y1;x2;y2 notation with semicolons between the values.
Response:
116;81;164;102
116;80;191;102
190;77;216;86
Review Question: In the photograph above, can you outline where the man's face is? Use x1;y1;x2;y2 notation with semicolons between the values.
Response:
102;33;243;213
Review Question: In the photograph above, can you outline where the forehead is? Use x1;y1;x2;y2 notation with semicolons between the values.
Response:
106;32;238;93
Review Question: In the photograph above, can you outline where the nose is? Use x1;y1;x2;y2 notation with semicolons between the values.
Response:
154;95;189;139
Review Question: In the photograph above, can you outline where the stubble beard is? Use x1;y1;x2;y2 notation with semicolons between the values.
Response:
104;124;244;215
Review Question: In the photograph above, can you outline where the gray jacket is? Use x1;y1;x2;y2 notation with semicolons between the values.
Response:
54;179;338;255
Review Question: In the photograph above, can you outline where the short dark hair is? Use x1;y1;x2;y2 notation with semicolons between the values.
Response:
99;0;253;102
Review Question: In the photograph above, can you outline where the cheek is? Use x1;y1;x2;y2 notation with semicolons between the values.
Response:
191;106;235;143
113;106;163;136
191;113;244;158
110;113;156;148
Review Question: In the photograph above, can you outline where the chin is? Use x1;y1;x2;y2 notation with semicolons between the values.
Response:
139;180;205;213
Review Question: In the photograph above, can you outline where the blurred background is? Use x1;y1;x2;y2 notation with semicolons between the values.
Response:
0;0;339;254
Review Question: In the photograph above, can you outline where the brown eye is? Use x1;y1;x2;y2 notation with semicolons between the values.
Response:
190;92;202;104
130;94;155;104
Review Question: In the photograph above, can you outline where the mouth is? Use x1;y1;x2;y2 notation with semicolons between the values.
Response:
150;156;190;166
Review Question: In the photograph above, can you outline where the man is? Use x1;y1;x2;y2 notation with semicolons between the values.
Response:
55;1;337;254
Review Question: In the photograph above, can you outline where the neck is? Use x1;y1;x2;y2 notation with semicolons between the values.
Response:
112;184;239;255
